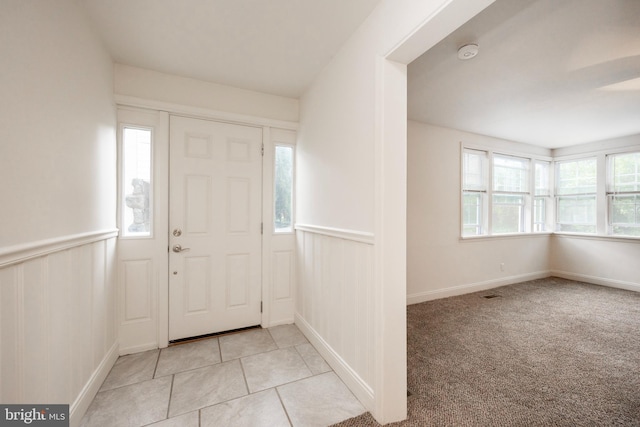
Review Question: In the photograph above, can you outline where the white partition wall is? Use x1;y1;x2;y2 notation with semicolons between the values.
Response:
295;226;375;408
295;0;496;423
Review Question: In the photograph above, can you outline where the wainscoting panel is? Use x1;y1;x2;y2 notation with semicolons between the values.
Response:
295;226;375;409
0;230;118;427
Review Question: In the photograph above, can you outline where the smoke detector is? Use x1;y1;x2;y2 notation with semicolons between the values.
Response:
457;43;479;60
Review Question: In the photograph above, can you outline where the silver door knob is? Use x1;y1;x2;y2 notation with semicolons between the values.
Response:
173;244;190;253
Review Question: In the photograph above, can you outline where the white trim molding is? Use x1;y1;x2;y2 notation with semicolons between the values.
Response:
70;342;119;427
295;224;374;245
407;271;552;305
0;228;119;268
295;314;374;409
551;270;640;293
115;95;298;131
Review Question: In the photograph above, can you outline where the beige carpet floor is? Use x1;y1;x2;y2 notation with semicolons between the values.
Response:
332;277;640;426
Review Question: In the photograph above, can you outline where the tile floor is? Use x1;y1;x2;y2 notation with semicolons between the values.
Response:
80;324;366;427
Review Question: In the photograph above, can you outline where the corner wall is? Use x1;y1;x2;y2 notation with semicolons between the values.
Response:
407;121;552;304
550;133;640;292
0;2;118;426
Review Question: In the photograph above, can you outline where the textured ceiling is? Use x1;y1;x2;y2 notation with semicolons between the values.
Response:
81;0;380;98
408;0;640;148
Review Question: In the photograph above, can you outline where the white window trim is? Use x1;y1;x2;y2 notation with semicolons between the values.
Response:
461;142;640;241
460;142;552;238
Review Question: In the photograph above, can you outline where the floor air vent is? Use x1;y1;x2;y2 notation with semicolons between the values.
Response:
483;294;501;299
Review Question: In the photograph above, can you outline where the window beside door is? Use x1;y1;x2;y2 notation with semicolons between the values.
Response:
120;126;153;238
274;144;294;233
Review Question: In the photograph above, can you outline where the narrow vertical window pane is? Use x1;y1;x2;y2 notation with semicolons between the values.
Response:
534;161;550;232
533;197;546;232
463;149;487;191
534;161;550;196
608;152;640;236
274;145;293;233
122;127;152;237
463;193;484;235
462;149;487;236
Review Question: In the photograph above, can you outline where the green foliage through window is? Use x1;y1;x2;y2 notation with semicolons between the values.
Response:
274;145;293;232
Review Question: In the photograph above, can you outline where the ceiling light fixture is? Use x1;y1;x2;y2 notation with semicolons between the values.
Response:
457;43;479;60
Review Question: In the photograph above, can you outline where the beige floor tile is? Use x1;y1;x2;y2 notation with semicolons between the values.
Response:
169;360;247;417
155;338;221;377
100;349;159;392
200;389;290;427
81;376;171;427
145;411;199;427
296;343;331;375
241;347;312;393
268;324;308;348
219;328;277;361
277;372;365;427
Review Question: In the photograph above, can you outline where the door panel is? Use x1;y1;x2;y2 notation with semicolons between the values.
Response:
169;116;262;340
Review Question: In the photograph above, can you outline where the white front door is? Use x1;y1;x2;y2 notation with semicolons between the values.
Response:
169;116;263;341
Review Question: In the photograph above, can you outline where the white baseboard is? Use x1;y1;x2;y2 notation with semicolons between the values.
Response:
264;317;295;328
407;271;551;305
550;270;640;293
294;313;374;411
70;341;119;427
119;342;159;356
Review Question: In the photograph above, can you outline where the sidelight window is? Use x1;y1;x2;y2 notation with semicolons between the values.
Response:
121;126;152;237
274;145;294;233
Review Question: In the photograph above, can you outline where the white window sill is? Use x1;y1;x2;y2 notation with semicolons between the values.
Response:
460;232;552;242
553;232;640;243
460;231;640;243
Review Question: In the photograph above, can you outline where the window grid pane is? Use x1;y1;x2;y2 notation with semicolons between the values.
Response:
610;152;640;193
122;127;152;237
492;194;525;234
463;149;488;191
533;197;547;232
493;155;529;193
463;192;484;236
556;158;596;195
535;161;550;196
556;195;596;233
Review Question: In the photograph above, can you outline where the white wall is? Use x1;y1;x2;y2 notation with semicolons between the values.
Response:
0;2;118;426
295;1;496;423
114;64;299;124
0;0;116;248
407;121;552;303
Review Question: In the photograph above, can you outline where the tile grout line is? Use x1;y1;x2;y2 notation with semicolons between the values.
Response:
217;337;223;364
166;374;175;420
293;344;315;375
238;356;252;395
275;387;295;427
152;348;161;379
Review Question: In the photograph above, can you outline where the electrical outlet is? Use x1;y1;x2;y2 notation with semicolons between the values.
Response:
500;263;505;271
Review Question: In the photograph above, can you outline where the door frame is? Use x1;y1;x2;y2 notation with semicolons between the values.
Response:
116;100;297;352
